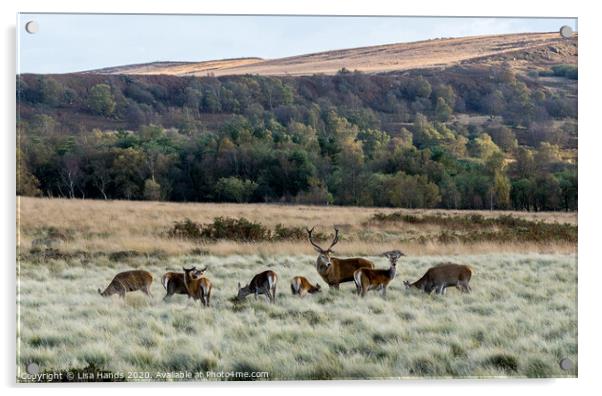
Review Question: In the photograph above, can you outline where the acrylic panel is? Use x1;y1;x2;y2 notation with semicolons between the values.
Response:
16;13;578;382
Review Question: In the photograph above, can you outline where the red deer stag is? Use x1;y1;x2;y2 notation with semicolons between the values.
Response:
183;266;212;307
236;270;278;303
290;276;321;297
306;227;374;289
98;270;153;298
354;250;404;297
404;263;473;295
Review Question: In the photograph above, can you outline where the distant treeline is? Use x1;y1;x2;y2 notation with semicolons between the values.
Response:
17;64;577;210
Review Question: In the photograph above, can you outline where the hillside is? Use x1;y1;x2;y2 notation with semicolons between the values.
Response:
17;31;577;211
86;32;577;77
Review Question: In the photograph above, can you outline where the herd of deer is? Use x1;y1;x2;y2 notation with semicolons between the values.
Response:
97;227;473;305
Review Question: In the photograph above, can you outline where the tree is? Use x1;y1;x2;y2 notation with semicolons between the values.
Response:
487;124;518;153
88;84;116;116
492;171;511;209
332;138;365;205
435;97;452;122
143;178;162;201
16;147;41;196
38;76;63;106
215;177;257;203
405;76;432;99
472;133;501;161
111;147;146;199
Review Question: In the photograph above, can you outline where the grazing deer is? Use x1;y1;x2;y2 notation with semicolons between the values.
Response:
307;227;374;289
98;270;153;298
183;266;212;307
161;271;190;301
236;270;278;303
354;250;404;297
404;263;473;295
290;276;321;297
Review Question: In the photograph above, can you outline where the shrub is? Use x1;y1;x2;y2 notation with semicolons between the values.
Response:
169;218;329;242
368;212;577;243
204;217;269;241
168;218;203;240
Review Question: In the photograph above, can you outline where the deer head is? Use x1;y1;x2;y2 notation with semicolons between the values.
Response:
306;226;340;269
183;266;207;280
382;250;404;267
236;281;251;301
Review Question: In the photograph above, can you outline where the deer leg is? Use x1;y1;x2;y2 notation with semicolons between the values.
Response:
272;285;277;303
264;289;272;303
382;286;387;298
199;293;206;307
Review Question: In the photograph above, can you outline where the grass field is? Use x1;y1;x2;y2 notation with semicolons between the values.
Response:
17;253;577;380
16;197;578;381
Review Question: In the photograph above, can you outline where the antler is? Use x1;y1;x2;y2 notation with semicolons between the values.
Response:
383;250;404;262
306;226;324;252
327;227;340;251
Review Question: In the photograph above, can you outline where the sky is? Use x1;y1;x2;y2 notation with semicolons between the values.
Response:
17;14;577;74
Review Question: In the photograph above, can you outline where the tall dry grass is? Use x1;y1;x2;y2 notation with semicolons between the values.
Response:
17;197;577;257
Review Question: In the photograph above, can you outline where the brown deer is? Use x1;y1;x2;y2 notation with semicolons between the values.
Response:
290;276;321;297
98;270;153;298
236;270;278;303
354;250;404;297
183;266;212;307
307;227;374;289
161;271;190;301
404;263;473;295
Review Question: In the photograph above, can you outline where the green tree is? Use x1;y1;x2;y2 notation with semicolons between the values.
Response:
88;84;116;116
492;171;511;209
435;97;453;122
215;177;257;203
472;133;502;161
38;76;63;106
143;178;162;201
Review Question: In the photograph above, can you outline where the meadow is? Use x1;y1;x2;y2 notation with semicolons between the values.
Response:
16;197;578;381
17;253;577;380
18;197;577;257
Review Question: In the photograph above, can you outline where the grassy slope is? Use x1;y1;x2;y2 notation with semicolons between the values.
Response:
17;253;577;380
90;32;577;77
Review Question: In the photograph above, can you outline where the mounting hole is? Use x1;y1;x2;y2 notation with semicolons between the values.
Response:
26;362;39;375
560;25;574;39
25;21;39;34
559;358;574;370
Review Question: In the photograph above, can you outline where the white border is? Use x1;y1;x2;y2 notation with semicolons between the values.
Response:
2;1;600;395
